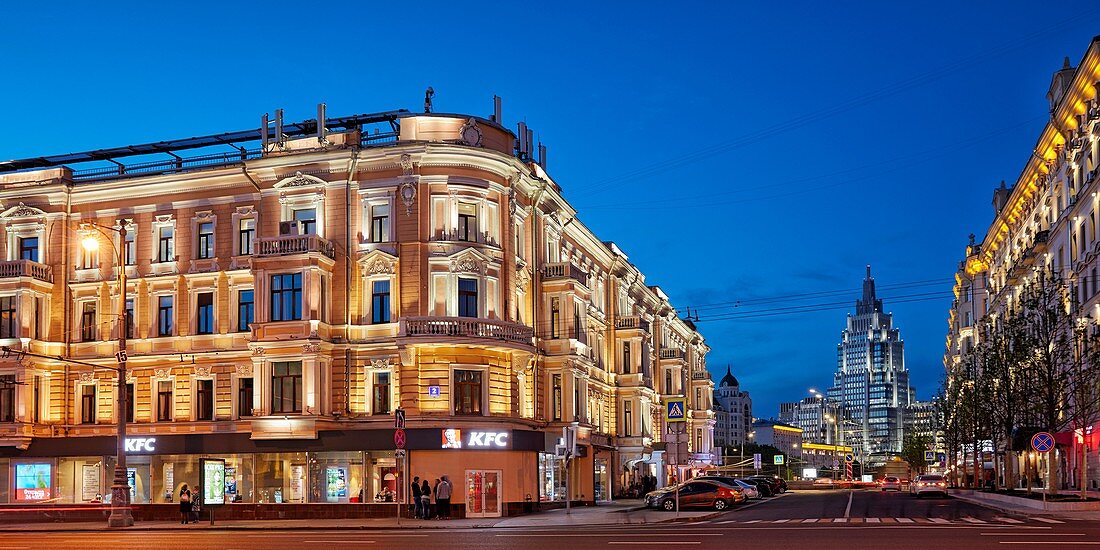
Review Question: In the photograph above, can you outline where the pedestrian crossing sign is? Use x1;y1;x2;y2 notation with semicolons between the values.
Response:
665;398;687;422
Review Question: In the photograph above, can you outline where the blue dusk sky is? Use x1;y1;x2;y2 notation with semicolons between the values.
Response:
1;2;1097;417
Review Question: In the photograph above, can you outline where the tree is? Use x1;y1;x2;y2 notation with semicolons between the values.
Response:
900;433;933;478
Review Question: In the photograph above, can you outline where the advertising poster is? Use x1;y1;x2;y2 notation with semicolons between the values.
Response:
442;428;462;448
127;468;136;501
289;464;304;502
15;463;51;501
81;464;100;501
200;458;226;505
325;466;347;501
225;466;237;497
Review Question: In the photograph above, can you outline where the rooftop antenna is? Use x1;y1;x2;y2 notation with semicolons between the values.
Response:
274;108;285;148
261;113;270;151
517;121;529;159
538;142;547;169
492;95;502;124
317;103;328;145
424;87;435;113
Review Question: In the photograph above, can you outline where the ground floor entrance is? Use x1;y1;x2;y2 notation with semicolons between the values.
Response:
464;469;502;518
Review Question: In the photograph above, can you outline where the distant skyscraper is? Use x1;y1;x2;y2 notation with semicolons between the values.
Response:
713;366;752;449
827;266;914;464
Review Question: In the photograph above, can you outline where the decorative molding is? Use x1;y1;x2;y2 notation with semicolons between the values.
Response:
194;365;213;377
399;180;417;215
275;171;327;189
368;358;392;370
450;254;488;275
251;346;266;357
154;368;170;379
235;364;253;376
303;342;322;354
0;202;46;219
79;372;94;383
126;371;135;383
458;118;484;147
152;214;175;226
234;205;256;217
400;153;414;176
362;254;397;275
194;210;216;222
515;265;532;289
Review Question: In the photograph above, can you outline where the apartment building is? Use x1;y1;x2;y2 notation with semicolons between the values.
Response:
0;105;715;517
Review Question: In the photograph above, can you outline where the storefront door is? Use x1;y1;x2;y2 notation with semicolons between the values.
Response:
465;470;501;518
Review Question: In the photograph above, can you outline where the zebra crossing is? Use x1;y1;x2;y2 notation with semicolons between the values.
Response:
706;515;1064;526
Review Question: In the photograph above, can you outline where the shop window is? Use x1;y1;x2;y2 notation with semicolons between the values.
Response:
255;452;308;503
195;379;214;421
372;371;391;415
294;208;316;235
271;361;302;414
453;369;483;416
157;226;174;263
370;204;389;243
80;301;96;342
457;278;478;318
234;218;254;256
307;451;364;503
371;280;391;324
0;297;15;339
538;453;566;502
196;293;214;335
80;385;96;424
157;296;173;337
238;290;254;332
270;273;302;322
551;374;562;421
19;236;38;262
197;222;215;259
0;375;14;422
156;380;173;421
237;378;254;418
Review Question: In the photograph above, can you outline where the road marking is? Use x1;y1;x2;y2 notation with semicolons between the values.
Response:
1031;517;1065;524
930;518;950;524
962;517;985;524
608;543;701;546
833;518;847;523
801;518;818;523
744;520;761;524
772;519;790;523
716;520;738;524
998;542;1100;545
896;517;914;523
982;533;1085;536
865;517;881;523
996;517;1024;524
302;542;374;544
496;533;724;537
844;490;853;518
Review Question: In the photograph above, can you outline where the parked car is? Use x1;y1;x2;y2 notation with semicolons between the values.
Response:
738;478;774;497
910;474;948;498
749;475;787;494
694;475;760;501
746;475;782;495
645;480;745;511
881;476;902;491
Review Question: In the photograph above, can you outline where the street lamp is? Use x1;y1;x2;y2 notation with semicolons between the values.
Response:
80;220;133;528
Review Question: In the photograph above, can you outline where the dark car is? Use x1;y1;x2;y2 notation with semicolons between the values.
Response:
749;475;787;494
737;478;774;497
745;475;782;495
645;479;745;511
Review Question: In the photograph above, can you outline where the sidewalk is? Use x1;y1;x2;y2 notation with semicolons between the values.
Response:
0;500;717;532
951;489;1100;521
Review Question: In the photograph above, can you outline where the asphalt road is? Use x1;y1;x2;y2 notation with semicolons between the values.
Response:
6;489;1097;549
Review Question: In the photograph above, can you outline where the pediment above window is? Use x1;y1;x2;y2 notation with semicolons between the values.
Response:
0;202;46;220
274;171;327;189
449;248;491;274
359;249;398;275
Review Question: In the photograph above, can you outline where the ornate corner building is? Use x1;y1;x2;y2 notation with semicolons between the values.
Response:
0;105;715;518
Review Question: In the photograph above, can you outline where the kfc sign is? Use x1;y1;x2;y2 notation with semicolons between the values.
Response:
467;431;509;448
124;437;156;453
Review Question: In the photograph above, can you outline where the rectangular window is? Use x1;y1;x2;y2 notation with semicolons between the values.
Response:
0;296;15;339
238;290;254;332
551;374;562;421
32;297;41;340
272;361;303;414
270;273;303;322
623;401;632;437
453;369;483;416
81;385;96;424
573;308;582;340
81;301;96;342
370;204;390;243
622;342;631;374
237;378;254;418
31;376;40;424
195;379;214;421
550;298;560;339
124;299;134;339
294;209;317;235
0;375;14;422
458;277;478;318
123;230;136;265
238;218;255;256
196;292;214;335
157;380;173;421
197;222;215;259
372;371;391;414
157;226;174;263
80;246;98;270
457;203;477;242
18;237;38;262
157;295;173;337
371;280;391;324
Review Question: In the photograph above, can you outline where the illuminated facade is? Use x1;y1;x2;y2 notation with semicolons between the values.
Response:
0;106;714;517
713;365;752;448
945;37;1100;489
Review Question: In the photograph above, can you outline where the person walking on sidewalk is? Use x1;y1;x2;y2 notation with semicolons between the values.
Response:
436;475;453;519
179;484;192;524
411;476;423;519
420;479;432;519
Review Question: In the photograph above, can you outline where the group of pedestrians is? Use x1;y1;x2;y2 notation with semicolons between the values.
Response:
177;484;201;524
410;474;453;519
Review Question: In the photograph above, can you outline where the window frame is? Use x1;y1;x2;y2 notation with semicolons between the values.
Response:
18;236;38;262
271;361;303;414
457;277;479;318
80;300;97;342
237;289;254;332
80;383;96;424
270;272;303;322
157;295;174;337
0;296;16;339
238;218;255;256
451;366;487;416
194;378;214;421
157;226;175;263
197;221;215;259
457;202;478;242
371;279;392;324
156;379;174;422
195;292;215;335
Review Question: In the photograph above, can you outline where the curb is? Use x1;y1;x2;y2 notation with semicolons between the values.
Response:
950;492;1061;519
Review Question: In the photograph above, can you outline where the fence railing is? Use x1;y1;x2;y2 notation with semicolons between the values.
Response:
0;259;53;283
255;234;335;259
400;316;534;345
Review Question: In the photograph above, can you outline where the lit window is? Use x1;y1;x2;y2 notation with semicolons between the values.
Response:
370;204;390;243
457;203;477;242
197;222;215;259
238;218;255;255
157;226;174;263
294;209;316;235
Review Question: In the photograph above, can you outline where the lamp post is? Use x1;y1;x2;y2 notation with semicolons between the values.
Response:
81;220;132;528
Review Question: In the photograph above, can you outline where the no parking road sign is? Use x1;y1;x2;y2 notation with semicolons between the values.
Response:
1031;431;1055;453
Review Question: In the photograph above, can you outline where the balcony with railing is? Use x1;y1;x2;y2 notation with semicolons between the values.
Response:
692;370;711;381
660;348;685;360
543;262;589;286
0;259;53;283
399;316;535;348
255;234;335;260
615;315;650;333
